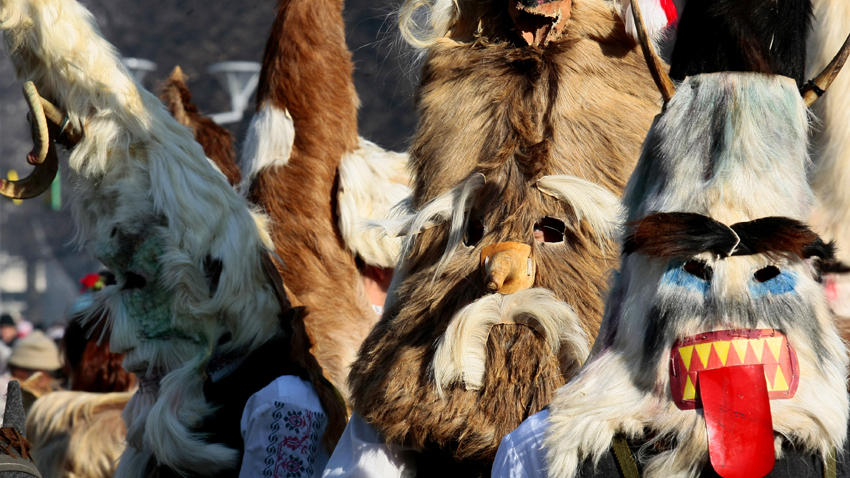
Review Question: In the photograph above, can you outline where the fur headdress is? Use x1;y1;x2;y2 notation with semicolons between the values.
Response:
237;0;410;401
0;0;338;475
347;0;670;473
543;9;850;474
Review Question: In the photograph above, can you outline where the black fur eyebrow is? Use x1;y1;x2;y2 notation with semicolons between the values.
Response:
623;213;834;261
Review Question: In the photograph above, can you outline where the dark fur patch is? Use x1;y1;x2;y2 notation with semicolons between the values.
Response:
624;213;828;260
623;213;738;258
669;0;813;87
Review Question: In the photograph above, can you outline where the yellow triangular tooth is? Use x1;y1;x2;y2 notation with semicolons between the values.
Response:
765;369;774;391
679;345;695;370
750;339;766;362
695;343;712;368
766;337;783;361
683;375;696;400
732;339;749;364
713;341;731;366
773;367;789;391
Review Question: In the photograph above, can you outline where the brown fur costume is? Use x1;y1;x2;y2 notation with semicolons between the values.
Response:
160;67;241;187
348;0;661;472
244;0;384;401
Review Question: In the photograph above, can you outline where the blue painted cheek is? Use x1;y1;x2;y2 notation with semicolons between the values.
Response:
660;263;710;296
749;270;798;298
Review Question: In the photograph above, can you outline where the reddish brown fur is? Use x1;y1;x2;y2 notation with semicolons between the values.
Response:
160;67;241;187
349;0;661;472
248;0;373;401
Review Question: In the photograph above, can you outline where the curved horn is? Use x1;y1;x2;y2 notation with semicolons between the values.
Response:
802;31;850;106
0;82;59;199
630;0;676;103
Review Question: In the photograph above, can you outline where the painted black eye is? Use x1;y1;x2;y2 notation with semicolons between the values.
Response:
464;217;485;247
533;217;566;243
753;266;781;283
683;260;712;281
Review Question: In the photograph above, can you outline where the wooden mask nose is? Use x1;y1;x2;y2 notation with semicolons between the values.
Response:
480;242;535;294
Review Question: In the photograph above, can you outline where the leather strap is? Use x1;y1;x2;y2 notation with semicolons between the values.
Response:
612;436;641;478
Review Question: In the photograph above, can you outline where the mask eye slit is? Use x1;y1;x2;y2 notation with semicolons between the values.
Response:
753;266;781;283
534;217;566;243
464;216;485;247
683;260;712;281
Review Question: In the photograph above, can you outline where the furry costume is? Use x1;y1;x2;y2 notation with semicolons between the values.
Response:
27;391;131;478
0;382;40;478
160;67;241;187
0;0;344;475
492;9;850;472
807;0;850;319
240;0;410;400
326;0;672;475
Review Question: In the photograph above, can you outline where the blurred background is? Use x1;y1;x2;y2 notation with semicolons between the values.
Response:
0;0;685;328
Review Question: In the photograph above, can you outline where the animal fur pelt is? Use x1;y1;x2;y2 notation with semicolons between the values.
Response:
347;0;663;472
543;73;849;478
240;0;410;399
807;0;850;311
669;0;813;87
160;66;241;187
27;391;131;478
0;0;341;475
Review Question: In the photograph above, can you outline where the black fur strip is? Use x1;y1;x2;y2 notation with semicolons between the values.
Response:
624;213;830;260
622;213;739;259
669;0;813;88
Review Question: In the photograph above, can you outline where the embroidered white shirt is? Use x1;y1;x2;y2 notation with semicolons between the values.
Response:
322;412;416;478
491;409;550;478
240;375;330;478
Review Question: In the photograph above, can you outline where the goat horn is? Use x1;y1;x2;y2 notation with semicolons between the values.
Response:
0;82;59;199
630;0;676;104
802;31;850;106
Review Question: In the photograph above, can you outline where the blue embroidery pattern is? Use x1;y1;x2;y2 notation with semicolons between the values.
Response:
262;402;326;477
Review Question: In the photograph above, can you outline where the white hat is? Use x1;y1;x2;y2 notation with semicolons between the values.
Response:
8;331;61;371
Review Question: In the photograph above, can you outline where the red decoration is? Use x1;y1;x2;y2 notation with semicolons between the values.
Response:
700;365;775;478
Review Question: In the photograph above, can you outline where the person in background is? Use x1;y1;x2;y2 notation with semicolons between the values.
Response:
25;271;136;478
0;314;16;348
6;331;63;400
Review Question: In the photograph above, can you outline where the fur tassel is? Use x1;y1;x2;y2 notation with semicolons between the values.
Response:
238;103;295;191
535;175;623;246
432;288;588;396
337;138;411;268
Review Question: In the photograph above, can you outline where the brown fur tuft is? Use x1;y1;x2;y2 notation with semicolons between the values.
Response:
160;66;241;186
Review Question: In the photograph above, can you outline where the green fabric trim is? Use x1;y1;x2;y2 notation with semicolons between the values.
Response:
825;448;837;478
612;436;641;478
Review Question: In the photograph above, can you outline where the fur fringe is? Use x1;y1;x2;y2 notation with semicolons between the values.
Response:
238;103;295;192
27;391;133;478
338;138;411;268
0;0;284;474
536;175;624;246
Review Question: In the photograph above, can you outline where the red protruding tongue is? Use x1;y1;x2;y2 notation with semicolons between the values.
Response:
699;365;775;478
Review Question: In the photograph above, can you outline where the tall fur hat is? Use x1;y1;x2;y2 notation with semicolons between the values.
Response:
541;16;850;478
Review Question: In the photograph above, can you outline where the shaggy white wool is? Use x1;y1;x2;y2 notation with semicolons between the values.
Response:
617;0;673;48
432;288;589;397
238;102;295;192
807;0;850;264
624;73;814;224
0;0;284;475
544;73;848;478
338;138;411;268
536;175;623;247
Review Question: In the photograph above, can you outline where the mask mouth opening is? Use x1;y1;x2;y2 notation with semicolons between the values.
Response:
508;0;570;47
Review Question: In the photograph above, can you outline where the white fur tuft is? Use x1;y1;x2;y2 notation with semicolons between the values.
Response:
536;175;623;246
338;138;411;268
432;288;588;397
238;102;295;191
616;0;674;47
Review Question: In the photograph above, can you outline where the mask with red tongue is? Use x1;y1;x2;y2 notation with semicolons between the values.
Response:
669;329;800;478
